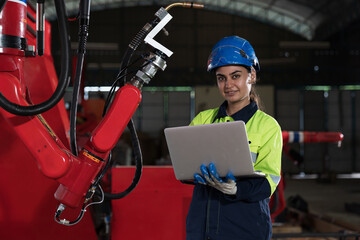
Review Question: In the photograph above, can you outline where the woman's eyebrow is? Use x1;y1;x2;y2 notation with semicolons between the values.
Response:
216;70;243;76
229;70;242;75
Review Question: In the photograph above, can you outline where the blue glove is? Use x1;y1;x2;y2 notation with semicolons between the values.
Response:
194;163;237;195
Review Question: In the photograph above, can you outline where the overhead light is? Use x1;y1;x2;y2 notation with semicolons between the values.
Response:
279;41;330;49
304;85;332;91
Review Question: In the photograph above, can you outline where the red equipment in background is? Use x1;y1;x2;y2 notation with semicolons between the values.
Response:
269;131;344;222
111;167;194;240
282;131;344;146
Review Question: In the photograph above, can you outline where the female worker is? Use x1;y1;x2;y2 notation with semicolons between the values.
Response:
185;36;282;240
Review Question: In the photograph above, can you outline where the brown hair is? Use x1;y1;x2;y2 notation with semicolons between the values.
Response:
245;66;262;110
250;86;262;110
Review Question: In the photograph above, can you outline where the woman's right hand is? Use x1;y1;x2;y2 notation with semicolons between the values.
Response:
194;163;237;195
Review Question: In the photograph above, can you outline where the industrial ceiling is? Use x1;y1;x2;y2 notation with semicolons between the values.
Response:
32;0;360;40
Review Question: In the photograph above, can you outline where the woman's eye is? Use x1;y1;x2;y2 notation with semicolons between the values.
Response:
232;74;240;79
217;76;225;81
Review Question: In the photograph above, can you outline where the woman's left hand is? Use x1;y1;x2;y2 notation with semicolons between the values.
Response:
194;163;237;195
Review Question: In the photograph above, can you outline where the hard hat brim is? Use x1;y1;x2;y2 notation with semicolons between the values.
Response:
207;45;259;72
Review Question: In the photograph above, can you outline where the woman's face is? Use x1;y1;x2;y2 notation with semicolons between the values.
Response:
216;65;255;107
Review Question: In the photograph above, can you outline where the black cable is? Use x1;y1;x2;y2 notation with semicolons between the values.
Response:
114;53;149;83
94;64;144;199
0;0;7;13
102;68;137;116
55;184;104;226
102;54;152;116
93;62;146;199
118;18;158;87
55;203;86;226
93;152;112;187
93;57;151;199
101;118;143;200
0;0;71;116
69;0;91;155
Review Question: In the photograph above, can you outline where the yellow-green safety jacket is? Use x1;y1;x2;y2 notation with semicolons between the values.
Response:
185;101;282;240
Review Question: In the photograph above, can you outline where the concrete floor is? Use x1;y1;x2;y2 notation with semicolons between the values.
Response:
283;175;360;230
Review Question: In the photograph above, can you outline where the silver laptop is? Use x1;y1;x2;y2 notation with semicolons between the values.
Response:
164;121;265;181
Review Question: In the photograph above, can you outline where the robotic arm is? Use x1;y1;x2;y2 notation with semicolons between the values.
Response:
0;1;204;225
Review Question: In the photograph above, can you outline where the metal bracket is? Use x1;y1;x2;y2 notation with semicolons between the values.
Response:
144;10;173;57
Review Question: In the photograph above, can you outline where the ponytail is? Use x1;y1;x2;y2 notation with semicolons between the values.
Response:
250;86;263;110
247;66;263;110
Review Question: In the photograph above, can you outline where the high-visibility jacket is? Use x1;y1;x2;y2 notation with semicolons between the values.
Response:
186;101;282;240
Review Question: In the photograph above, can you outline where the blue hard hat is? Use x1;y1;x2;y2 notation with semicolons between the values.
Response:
207;36;260;72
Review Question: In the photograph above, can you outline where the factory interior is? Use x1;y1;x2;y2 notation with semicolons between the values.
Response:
0;0;360;239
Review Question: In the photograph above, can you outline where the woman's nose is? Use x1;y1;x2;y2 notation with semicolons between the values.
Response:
224;79;231;88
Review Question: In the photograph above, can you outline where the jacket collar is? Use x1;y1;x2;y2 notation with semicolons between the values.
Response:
212;100;258;123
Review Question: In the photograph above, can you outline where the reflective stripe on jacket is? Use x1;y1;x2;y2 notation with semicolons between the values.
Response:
186;101;282;240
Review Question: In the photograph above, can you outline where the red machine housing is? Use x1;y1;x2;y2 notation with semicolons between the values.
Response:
0;0;27;56
0;2;96;239
54;84;141;208
111;167;194;240
0;1;141;238
1;0;142;209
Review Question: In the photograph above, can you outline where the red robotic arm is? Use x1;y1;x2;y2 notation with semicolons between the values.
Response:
0;1;204;225
55;84;141;208
0;0;143;210
0;68;141;208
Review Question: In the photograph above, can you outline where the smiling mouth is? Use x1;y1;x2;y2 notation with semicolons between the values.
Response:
225;90;238;95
